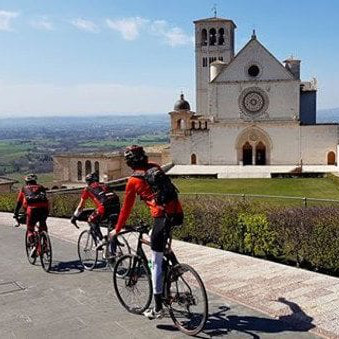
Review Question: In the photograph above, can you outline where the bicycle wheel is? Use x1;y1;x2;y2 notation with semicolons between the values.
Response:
78;230;98;270
107;234;131;272
165;263;208;336
113;254;152;314
25;231;37;265
40;231;52;272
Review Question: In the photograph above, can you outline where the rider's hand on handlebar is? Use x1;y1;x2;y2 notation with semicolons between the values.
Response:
109;229;117;240
13;214;20;227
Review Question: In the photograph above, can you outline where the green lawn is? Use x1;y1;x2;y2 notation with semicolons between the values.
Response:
173;177;339;200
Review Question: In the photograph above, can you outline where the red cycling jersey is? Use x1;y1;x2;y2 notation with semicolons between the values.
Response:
16;184;49;210
81;182;109;208
115;163;183;233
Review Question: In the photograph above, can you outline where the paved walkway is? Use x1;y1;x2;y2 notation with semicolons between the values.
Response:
167;165;338;178
1;212;337;338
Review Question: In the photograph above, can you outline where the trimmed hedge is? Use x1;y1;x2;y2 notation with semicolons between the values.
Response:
1;192;339;275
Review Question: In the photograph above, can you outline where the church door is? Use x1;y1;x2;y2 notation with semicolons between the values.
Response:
243;142;253;165
255;142;266;165
328;151;336;165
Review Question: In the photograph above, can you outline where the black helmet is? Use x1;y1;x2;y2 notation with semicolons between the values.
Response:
85;172;99;184
124;145;147;168
24;173;37;183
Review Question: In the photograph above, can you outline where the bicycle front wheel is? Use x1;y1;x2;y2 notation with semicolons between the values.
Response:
40;231;52;272
78;230;98;270
166;263;208;336
113;254;152;314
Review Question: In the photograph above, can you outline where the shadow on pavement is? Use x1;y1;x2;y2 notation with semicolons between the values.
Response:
202;298;315;338
50;259;84;274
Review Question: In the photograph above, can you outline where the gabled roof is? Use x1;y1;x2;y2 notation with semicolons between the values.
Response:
212;36;295;83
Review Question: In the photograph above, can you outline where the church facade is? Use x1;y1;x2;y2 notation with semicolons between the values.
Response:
169;16;339;170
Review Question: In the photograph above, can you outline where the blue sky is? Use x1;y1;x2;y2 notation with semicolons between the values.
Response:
0;0;338;117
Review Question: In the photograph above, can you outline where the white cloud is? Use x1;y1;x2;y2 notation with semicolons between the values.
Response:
0;82;192;117
106;16;192;47
150;20;193;47
30;16;53;31
0;10;19;31
71;18;99;33
106;17;148;40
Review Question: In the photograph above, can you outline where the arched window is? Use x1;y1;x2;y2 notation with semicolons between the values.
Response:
199;121;202;129
191;121;195;129
328;151;336;165
209;28;216;46
218;28;225;45
85;160;92;176
176;119;186;130
191;154;197;165
94;161;100;178
77;161;82;181
201;29;207;46
204;121;208;129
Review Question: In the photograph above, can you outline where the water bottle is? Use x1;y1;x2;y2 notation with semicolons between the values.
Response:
148;259;153;270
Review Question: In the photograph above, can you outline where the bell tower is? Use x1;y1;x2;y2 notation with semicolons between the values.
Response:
194;16;236;115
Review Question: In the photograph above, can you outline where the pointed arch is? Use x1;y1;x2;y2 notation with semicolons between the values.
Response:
236;126;272;165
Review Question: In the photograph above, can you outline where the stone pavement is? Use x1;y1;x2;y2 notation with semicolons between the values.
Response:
167;165;338;178
0;212;333;338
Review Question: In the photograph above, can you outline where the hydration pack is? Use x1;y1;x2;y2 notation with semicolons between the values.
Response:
23;185;48;204
88;184;120;213
132;166;179;205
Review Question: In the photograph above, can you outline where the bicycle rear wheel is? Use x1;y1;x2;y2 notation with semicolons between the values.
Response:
166;263;208;336
40;231;52;272
78;230;98;270
25;231;37;265
107;234;131;272
113;254;152;314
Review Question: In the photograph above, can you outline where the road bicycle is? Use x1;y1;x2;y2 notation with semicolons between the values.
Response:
72;209;130;271
14;213;52;272
112;222;208;336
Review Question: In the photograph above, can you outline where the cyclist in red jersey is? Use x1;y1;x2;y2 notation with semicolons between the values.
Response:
13;174;49;242
72;172;120;249
110;145;183;319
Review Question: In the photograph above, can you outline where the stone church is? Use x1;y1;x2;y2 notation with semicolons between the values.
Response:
168;16;339;177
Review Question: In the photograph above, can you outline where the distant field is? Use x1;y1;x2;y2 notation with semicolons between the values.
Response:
173;176;339;202
8;172;54;188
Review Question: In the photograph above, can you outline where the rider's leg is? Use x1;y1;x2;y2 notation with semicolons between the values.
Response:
88;209;104;240
150;217;168;312
38;208;49;233
26;208;35;242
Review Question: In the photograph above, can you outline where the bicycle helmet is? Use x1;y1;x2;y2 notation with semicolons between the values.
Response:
24;173;37;183
124;145;147;168
85;172;99;184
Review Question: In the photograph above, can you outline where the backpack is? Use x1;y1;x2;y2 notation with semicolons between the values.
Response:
132;166;179;205
23;185;48;204
88;183;120;214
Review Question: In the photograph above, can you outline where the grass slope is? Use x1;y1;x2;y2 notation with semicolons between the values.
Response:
174;177;339;200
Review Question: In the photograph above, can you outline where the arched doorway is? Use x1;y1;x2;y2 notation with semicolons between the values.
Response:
256;142;266;165
243;142;252;165
191;154;197;165
328;151;336;165
85;160;92;175
94;161;100;178
77;161;82;181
